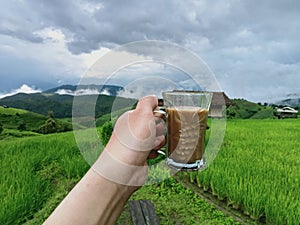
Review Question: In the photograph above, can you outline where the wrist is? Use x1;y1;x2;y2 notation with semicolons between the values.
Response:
106;133;150;166
89;167;136;197
92;147;148;187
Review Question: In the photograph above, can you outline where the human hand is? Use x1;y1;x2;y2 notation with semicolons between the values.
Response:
93;95;166;187
44;96;165;225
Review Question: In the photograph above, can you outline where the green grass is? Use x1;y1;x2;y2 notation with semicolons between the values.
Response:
0;128;41;140
0;106;28;115
0;107;47;130
1;118;299;224
0;132;90;225
119;176;241;225
188;119;300;224
250;108;274;119
1;130;241;225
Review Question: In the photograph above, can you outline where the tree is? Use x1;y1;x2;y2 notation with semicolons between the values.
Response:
100;121;113;146
0;123;3;134
37;118;58;134
48;111;54;119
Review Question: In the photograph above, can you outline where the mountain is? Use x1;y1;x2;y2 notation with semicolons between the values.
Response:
0;93;74;118
0;85;136;119
274;94;300;109
44;84;123;96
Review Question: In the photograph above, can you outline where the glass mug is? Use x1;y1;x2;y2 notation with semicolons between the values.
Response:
156;91;213;171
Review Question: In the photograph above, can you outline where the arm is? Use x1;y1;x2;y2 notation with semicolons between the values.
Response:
44;95;165;225
43;168;134;225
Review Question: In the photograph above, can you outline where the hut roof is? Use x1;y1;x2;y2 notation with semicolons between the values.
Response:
211;92;234;106
276;107;298;114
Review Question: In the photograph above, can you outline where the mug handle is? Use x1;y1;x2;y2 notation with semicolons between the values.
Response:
153;107;167;118
147;107;167;164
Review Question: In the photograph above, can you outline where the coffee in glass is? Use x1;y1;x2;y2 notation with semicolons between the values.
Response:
162;91;212;171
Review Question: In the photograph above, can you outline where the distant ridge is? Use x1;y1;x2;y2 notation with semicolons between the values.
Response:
0;93;74;118
275;97;300;109
44;84;124;96
44;84;77;93
0;84;135;118
1;84;298;120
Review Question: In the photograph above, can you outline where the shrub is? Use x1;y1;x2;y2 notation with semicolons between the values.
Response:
100;121;113;146
37;118;58;134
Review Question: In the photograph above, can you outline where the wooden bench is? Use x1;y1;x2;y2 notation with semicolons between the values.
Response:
128;200;160;225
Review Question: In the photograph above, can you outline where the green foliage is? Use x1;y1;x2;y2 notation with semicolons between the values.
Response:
0;107;46;131
0;123;3;134
95;113;111;127
48;111;54;118
0;93;136;118
0;93;73;118
0;106;72;138
99;121;113;145
37;118;58;134
37;118;72;134
226;99;275;119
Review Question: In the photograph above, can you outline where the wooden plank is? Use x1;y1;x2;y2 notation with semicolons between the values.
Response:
128;200;160;225
128;200;145;225
139;200;160;225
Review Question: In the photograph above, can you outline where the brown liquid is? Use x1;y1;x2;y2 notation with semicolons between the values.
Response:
167;107;208;164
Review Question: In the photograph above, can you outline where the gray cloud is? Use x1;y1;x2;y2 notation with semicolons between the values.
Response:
1;0;299;52
1;0;299;53
0;0;299;101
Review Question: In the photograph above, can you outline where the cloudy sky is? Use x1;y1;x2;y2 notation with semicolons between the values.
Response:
0;0;299;102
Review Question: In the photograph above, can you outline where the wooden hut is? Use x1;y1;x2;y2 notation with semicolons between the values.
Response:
209;92;234;118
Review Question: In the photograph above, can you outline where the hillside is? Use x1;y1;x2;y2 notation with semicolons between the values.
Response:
0;93;73;118
0;106;73;140
0;93;137;118
226;99;275;119
44;84;123;96
0;106;47;130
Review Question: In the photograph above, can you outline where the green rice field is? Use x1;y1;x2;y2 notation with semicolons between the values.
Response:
0;118;299;224
188;119;300;224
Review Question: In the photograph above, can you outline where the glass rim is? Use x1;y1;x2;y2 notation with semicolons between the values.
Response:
162;90;213;96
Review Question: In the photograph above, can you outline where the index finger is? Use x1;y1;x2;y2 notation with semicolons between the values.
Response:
136;95;158;113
